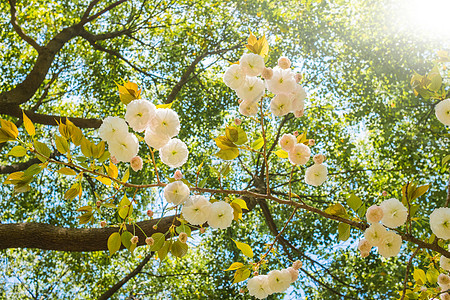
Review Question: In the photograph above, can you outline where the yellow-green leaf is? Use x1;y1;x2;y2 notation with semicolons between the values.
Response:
347;194;362;211
426;267;439;284
214;135;237;150
107;162;118;178
231;198;248;210
171;240;188;258
156;102;172;109
232;239;253;258
121;168;130;183
57;167;77;176
33;141;51;162
22;111;35;136
118;195;133;219
121;231;133;251
108;232;121;256
325;203;347;217
274;149;288;159
233;268;251;284
251;137;264;150
225;262;244;271
96;176;112;186
413;269;426;285
338;223;350;241
7;146;27;157
0;119;18;140
216;148;239;160
55;135;69;154
149;232;166;251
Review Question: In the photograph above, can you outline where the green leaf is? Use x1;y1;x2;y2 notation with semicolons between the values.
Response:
107;232;121;256
225;262;244;271
34;141;51;162
22;111;35;136
443;154;450;166
77;212;93;224
215;148;239;160
233;268;251;284
57;167;76;176
118;195;132;219
274;149;288;159
347;193;362;211
338;223;350;241
23;164;42;176
214;136;237;150
171;240;188;258
356;204;367;219
226;126;247;145
232;239;253;258
426;267;439;285
413;269;426;285
427;66;442;92
176;224;192;237
411;184;429;200
64;183;81;200
325;203;347;217
149;232;166;251
251;137;264;150
158;240;171;261
55;135;69;154
7;146;26;157
121;231;133;251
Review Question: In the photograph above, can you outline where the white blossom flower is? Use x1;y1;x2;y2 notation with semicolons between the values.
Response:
125;99;156;132
160;138;189;168
286;267;298;283
377;231;402;258
266;67;296;95
277;56;291;69
98;116;128;142
207;201;234;229
357;239;373;253
290;85;306;112
361;251;369;258
380;198;408;228
440;255;450;271
366;205;384;224
441;293;450;300
107;133;139;163
279;134;296;152
223;64;245;90
304;163;328;187
270;94;292;117
181;195;211;225
247;275;272;299
130;156;143;171
430;207;450;240
239;53;265;76
164;181;190;205
267;269;292;293
239;100;259;116
144;128;170;149
439;274;450;286
236;76;265;103
149;109;180;138
364;223;388;247
435;99;450;126
294;109;304;118
288;143;311;165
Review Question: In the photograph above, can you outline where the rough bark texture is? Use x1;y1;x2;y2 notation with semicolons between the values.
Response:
0;215;181;251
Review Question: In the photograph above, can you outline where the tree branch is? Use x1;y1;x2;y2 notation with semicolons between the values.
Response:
98;252;154;300
8;0;42;53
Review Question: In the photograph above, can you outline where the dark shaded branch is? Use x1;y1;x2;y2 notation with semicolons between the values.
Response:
0;158;43;174
400;247;421;300
0;105;101;128
98;252;154;300
8;0;42;52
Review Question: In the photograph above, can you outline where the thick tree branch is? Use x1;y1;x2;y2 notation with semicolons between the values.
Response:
0;158;43;174
98;252;154;300
0;105;101;128
8;0;42;52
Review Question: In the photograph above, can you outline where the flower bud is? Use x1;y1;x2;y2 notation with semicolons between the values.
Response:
153;225;158;230
238;99;243;104
360;251;369;258
382;190;388;197
96;200;101;207
174;170;183;180
313;154;325;164
308;139;315;146
131;236;139;244
200;227;206;234
357;239;372;253
253;271;259;276
100;221;107;228
294;73;303;83
261;67;273;80
239;288;245;294
366;205;384;224
278;56;291;69
147;209;154;218
293;131;299;137
179;232;188;243
145;237;154;246
294;109;304;118
130;156;143;172
234;118;242;126
110;155;119;164
292;260;302;270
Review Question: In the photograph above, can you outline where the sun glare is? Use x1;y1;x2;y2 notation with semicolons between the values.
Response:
402;0;450;39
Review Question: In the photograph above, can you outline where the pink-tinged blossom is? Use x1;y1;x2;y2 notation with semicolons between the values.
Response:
261;67;273;80
174;170;183;180
277;56;291;69
130;156;143;171
313;154;325;164
279;134;297;152
366;205;384;224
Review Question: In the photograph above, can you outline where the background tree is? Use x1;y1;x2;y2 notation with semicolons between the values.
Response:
0;0;449;299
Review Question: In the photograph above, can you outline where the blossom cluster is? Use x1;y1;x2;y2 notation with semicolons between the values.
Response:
223;54;306;117
359;198;407;258
247;261;301;299
98;99;188;169
163;175;234;230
